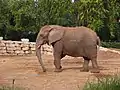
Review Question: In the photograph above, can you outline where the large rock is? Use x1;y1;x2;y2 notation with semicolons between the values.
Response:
15;50;24;54
22;47;30;51
0;47;6;50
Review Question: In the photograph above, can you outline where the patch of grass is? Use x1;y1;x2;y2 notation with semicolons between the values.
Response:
0;79;29;90
0;85;27;90
83;74;120;90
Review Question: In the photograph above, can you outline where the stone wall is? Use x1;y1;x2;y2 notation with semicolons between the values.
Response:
0;40;53;55
0;40;120;56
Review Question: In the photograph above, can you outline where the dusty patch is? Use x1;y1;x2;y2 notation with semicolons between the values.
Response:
0;49;120;90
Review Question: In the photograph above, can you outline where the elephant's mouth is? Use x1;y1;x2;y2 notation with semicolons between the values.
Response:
37;45;41;49
37;41;48;49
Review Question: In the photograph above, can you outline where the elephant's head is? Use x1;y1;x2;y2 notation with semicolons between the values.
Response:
36;25;64;72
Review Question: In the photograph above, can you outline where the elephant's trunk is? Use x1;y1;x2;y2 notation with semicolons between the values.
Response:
36;45;46;72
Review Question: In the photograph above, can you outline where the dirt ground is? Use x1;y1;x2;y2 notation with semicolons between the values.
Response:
0;50;120;90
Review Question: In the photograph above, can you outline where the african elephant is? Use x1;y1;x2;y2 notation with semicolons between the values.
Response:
36;25;100;73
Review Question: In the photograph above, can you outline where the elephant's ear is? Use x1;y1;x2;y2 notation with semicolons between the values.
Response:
48;28;64;44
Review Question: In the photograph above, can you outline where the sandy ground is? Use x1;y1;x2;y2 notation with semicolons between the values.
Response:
0;50;120;90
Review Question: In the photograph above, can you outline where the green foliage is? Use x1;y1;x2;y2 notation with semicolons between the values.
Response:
36;0;74;27
8;0;37;31
101;42;120;49
0;0;10;39
0;0;120;41
83;75;120;90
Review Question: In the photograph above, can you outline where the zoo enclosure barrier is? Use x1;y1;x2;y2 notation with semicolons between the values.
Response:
0;40;53;55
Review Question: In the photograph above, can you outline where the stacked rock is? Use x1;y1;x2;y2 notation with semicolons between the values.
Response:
0;40;35;55
0;40;53;56
0;40;6;55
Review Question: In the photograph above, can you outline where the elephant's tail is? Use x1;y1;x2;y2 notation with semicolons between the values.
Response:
97;36;101;50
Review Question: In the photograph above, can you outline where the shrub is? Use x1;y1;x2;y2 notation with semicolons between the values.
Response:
83;75;120;90
101;42;120;49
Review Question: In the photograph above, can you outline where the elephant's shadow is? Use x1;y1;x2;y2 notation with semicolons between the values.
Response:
60;58;108;71
62;66;82;71
62;66;107;71
43;57;108;72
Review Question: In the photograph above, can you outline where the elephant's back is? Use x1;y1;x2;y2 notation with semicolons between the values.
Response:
62;26;97;56
63;26;97;41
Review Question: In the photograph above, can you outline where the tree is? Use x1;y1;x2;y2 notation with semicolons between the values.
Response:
0;0;10;39
8;0;36;32
0;0;120;41
35;0;74;27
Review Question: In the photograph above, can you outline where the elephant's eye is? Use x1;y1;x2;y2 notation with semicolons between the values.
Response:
40;34;46;39
40;34;44;37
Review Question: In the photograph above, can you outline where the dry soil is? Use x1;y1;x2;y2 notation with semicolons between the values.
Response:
0;50;120;90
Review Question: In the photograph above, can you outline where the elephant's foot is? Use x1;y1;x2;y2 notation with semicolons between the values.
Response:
54;66;62;72
54;68;63;72
90;68;100;73
42;68;46;72
80;68;89;72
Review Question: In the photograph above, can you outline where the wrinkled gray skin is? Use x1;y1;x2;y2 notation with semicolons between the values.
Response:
36;25;100;73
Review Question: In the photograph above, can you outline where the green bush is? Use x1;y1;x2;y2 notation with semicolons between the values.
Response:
101;42;120;49
83;75;120;90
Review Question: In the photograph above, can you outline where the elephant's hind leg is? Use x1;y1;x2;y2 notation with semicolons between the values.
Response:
90;57;100;73
80;57;90;72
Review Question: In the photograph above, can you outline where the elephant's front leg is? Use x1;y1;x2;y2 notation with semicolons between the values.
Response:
52;41;63;72
54;54;62;72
